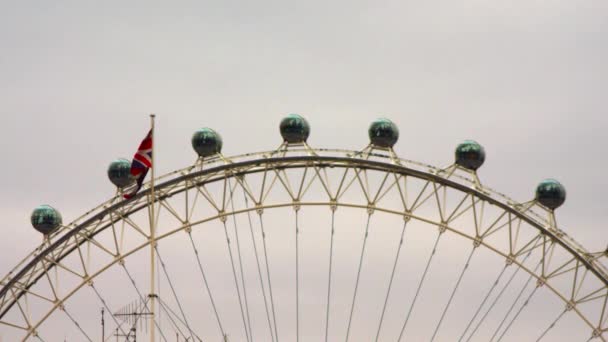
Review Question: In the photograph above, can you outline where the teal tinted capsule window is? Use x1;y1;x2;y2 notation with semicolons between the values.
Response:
280;114;310;143
536;179;566;210
192;128;223;157
455;140;485;171
368;118;399;148
108;158;133;188
31;205;62;235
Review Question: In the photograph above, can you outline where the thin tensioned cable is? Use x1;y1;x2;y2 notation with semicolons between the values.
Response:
121;264;168;342
243;189;275;342
535;308;568;341
62;305;93;342
374;219;408;342
155;246;196;341
158;298;205;341
90;284;128;336
228;180;254;341
157;297;188;338
585;333;598;342
458;264;508;341
325;208;337;342
296;206;301;342
158;298;203;339
488;267;539;342
464;252;538;342
345;213;372;341
258;211;280;340
187;231;226;337
222;219;251;342
398;230;443;341
430;247;477;342
496;284;540;342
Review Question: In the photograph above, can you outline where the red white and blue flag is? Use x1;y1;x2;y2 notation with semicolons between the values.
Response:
124;130;153;199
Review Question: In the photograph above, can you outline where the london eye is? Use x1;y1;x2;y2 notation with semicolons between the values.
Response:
1;115;607;341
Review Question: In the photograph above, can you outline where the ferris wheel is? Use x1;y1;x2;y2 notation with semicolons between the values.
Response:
1;114;607;342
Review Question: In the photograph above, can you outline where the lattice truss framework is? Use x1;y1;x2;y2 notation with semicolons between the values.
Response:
1;147;608;341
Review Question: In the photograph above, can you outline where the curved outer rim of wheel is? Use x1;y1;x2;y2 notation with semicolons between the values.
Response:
1;148;607;340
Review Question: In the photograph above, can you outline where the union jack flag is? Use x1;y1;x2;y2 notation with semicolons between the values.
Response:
124;129;153;199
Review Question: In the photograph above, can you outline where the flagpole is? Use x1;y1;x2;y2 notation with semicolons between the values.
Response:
149;113;156;342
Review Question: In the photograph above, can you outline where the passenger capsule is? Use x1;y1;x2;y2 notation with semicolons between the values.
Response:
368;118;399;148
536;179;566;210
192;128;223;157
455;140;485;171
107;158;133;188
31;205;62;235
280;114;310;143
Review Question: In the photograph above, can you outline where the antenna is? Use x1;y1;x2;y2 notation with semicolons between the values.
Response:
113;297;153;341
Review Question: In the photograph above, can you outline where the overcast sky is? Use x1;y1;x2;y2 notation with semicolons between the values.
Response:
1;1;607;340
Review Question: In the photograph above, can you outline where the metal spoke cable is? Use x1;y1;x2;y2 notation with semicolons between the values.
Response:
496;285;540;342
258;212;280;340
458;264;508;342
156;297;188;338
535;308;568;342
228;181;254;341
585;333;598;342
159;301;187;338
62;305;93;342
345;214;372;341
374;219;408;342
295;207;301;342
155;246;196;341
243;190;275;342
121;264;169;342
157;298;205;342
187;231;226;337
90;284;128;336
325;209;337;342
430;246;477;342
488;267;539;342
464;254;539;342
222;219;252;342
398;230;443;341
